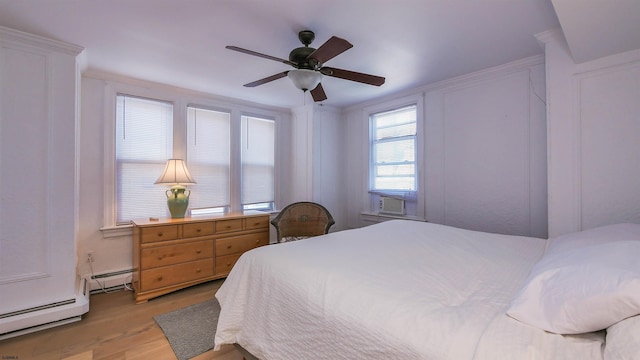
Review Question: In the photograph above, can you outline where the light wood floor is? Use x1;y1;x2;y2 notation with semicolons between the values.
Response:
0;280;244;360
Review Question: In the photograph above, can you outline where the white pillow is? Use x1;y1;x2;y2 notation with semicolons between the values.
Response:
605;315;640;360
507;239;640;334
545;223;640;254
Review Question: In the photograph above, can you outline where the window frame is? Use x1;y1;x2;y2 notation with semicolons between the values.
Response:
240;113;276;212
363;94;425;219
114;94;175;224
369;105;418;193
103;82;181;233
185;105;233;213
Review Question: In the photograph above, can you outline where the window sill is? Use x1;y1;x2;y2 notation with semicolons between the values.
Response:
360;211;427;223
100;224;133;238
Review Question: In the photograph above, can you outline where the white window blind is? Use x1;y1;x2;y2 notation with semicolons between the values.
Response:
370;105;417;192
241;115;274;209
186;107;231;210
115;95;173;223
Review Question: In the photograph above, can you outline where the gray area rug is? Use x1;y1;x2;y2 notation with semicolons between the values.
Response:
154;299;220;360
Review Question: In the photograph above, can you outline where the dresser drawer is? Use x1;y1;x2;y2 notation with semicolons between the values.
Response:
183;221;214;238
216;232;269;256
140;259;214;291
141;240;213;269
215;219;244;233
141;225;179;243
215;253;242;276
132;212;270;303
245;216;270;230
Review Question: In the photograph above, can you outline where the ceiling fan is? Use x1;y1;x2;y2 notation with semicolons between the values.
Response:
226;30;385;102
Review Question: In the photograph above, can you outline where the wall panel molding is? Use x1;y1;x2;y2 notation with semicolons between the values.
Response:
574;61;640;230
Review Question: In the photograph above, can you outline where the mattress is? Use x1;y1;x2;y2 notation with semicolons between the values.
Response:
214;220;605;359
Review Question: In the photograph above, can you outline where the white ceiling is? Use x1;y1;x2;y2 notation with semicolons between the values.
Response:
0;1;635;109
551;0;640;64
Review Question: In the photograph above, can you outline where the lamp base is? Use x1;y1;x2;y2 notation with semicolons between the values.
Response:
165;185;191;218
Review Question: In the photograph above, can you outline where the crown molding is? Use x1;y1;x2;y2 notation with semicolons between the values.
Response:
0;25;83;56
343;53;545;113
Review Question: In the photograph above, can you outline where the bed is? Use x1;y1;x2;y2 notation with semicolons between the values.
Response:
214;220;640;359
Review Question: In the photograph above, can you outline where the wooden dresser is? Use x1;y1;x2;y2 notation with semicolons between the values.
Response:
131;211;270;303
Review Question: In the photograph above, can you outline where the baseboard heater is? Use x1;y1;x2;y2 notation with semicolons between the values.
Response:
91;268;132;279
0;299;77;320
0;277;90;340
88;268;133;294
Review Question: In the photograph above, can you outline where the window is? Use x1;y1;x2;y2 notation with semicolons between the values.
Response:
107;88;279;230
115;95;173;224
185;110;275;214
241;115;275;211
186;107;231;212
370;105;417;193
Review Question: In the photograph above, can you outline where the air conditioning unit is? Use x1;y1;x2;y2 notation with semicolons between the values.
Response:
379;196;405;215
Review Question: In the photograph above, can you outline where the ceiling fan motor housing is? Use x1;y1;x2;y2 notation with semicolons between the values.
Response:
289;47;317;69
289;30;320;69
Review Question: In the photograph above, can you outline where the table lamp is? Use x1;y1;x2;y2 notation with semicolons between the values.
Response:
155;159;196;218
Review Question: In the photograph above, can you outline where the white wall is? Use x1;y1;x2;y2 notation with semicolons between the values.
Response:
539;29;640;237
78;77;131;282
427;60;547;237
312;106;346;230
290;104;346;231
343;107;367;227
343;56;548;238
0;26;87;335
290;105;314;202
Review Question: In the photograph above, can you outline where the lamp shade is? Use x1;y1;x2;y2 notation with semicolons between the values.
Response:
155;159;196;185
287;69;323;91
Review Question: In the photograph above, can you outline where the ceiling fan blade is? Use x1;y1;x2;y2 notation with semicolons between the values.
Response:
310;83;327;102
307;36;353;64
226;46;297;67
321;67;385;86
243;71;289;87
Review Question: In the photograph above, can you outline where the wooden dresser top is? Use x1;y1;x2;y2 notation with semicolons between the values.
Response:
131;210;269;227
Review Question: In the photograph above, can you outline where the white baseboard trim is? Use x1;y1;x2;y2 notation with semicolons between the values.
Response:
0;316;82;341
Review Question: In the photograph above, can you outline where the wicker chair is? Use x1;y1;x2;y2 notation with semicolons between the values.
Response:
271;202;335;243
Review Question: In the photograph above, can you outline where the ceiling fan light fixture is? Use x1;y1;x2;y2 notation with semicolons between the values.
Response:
287;69;323;91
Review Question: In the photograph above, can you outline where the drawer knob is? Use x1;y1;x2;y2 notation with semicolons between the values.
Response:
255;239;260;244
157;256;163;261
196;229;201;232
196;249;201;254
227;245;232;249
226;262;232;266
157;276;163;281
157;232;163;237
196;268;201;273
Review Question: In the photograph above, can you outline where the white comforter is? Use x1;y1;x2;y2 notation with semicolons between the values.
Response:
214;220;604;359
